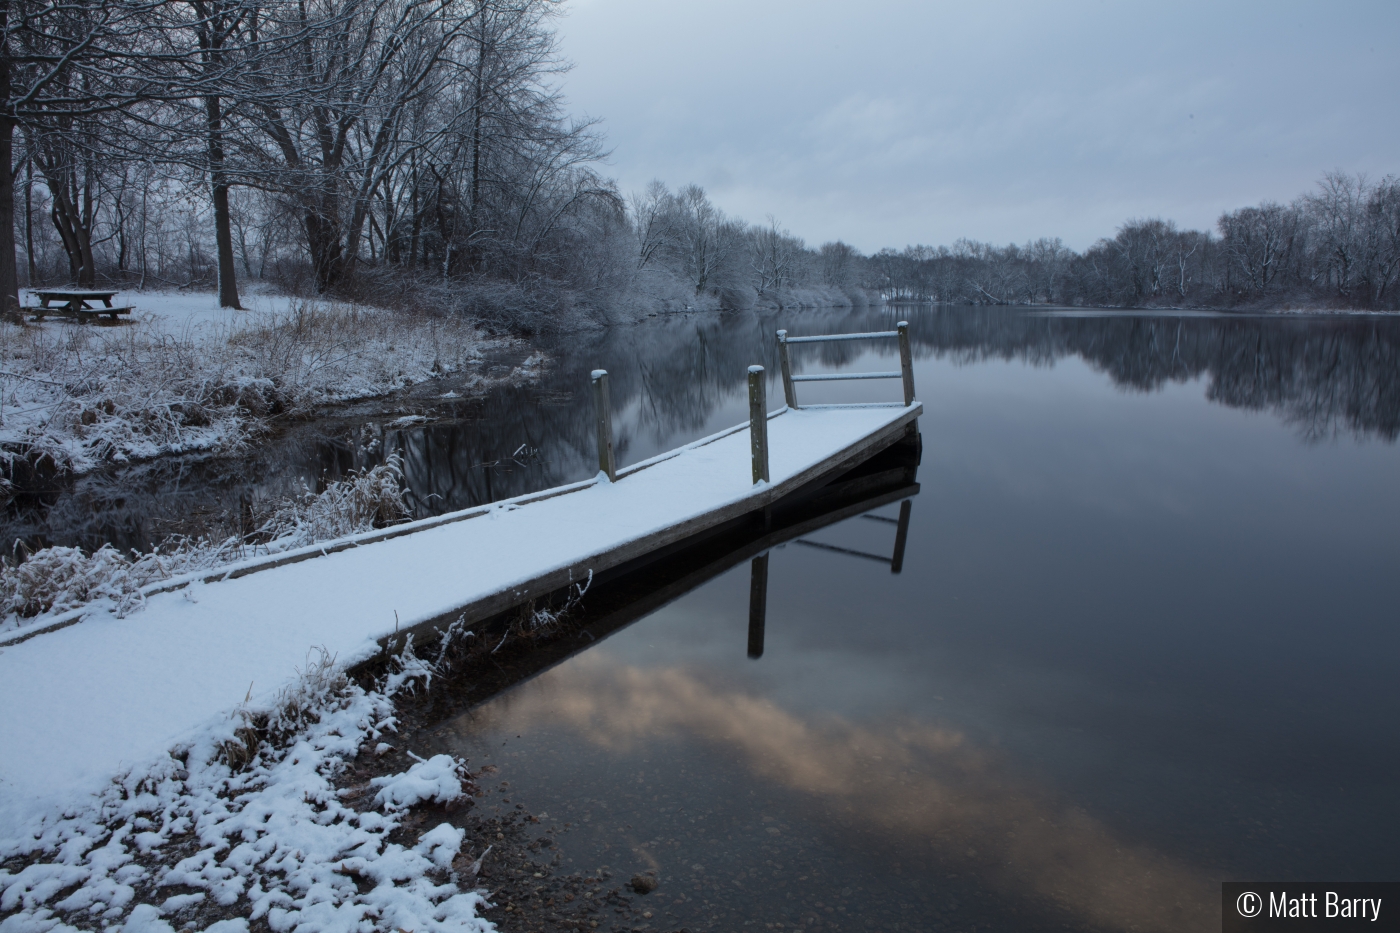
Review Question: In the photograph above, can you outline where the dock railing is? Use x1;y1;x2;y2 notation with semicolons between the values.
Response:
593;363;777;488
776;320;916;409
591;321;915;491
591;369;617;481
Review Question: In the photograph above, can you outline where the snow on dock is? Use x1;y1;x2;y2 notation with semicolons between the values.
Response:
0;401;919;835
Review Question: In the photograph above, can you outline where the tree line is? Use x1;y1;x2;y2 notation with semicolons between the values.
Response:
871;171;1400;311
2;0;1396;321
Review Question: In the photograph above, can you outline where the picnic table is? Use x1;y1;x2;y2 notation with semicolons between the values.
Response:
29;290;133;323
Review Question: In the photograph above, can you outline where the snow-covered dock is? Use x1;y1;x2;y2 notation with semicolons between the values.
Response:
0;400;920;836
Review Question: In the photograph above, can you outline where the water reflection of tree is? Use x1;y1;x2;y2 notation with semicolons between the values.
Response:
4;307;1396;554
392;308;1398;524
900;309;1400;442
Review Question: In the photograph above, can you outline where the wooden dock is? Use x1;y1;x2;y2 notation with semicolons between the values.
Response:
403;434;921;711
0;325;922;826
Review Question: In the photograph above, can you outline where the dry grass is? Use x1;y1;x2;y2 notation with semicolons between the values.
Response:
254;455;410;547
222;647;352;768
0;538;237;620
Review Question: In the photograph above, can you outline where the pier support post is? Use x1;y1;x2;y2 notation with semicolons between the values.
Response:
748;552;769;658
748;365;769;484
890;499;912;574
591;369;616;482
897;321;916;406
776;330;797;409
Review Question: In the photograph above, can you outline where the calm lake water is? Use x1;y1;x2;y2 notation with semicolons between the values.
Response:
436;307;1397;932
10;306;1400;931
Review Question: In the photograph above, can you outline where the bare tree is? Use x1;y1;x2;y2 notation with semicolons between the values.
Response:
1024;237;1071;303
1363;176;1400;305
229;0;478;291
1305;171;1368;299
0;0;176;306
631;179;675;271
750;215;803;302
818;240;859;289
183;0;247;307
673;184;734;295
1218;202;1301;296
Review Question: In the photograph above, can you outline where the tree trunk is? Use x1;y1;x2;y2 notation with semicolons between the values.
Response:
195;0;243;310
78;154;94;286
49;191;80;281
305;210;342;292
37;144;95;287
206;94;242;308
25;159;36;286
0;34;19;321
408;164;422;268
465;30;487;271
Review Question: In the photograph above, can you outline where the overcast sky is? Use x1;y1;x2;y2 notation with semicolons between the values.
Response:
554;0;1399;253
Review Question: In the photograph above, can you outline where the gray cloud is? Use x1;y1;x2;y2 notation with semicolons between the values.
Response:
557;0;1399;251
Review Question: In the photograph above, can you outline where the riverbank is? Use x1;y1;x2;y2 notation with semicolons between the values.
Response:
0;291;535;492
0;648;495;933
0;657;669;933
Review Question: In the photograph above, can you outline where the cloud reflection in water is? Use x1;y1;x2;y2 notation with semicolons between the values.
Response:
460;650;1215;932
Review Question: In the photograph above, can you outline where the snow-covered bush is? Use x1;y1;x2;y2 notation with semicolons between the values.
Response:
256;456;409;547
0;539;230;620
0;544;144;618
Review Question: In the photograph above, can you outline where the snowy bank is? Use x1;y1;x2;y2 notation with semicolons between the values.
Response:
0;291;526;484
0;651;494;933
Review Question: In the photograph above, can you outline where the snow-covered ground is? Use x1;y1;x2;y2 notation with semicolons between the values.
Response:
0;648;494;933
1;458;500;930
0;290;527;480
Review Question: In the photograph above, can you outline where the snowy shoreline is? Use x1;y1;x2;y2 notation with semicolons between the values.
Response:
0;291;531;487
0;643;665;933
0;648;498;933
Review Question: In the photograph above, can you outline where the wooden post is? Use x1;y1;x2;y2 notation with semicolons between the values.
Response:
890;499;912;574
897;320;915;406
748;365;769;484
747;552;768;658
591;369;616;482
776;329;797;409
